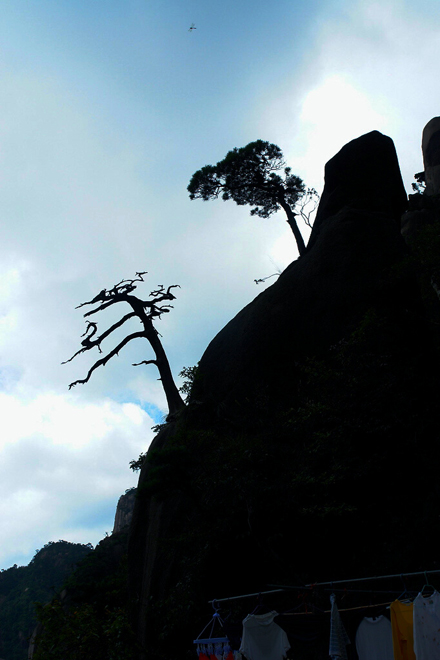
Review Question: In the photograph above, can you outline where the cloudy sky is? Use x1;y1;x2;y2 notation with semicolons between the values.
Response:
1;0;439;569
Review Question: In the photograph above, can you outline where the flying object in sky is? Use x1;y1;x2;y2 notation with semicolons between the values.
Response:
188;23;196;32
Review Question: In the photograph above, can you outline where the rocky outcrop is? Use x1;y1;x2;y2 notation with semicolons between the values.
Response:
422;116;440;196
128;130;439;659
128;422;188;655
191;131;415;418
112;488;136;534
307;130;408;250
402;118;440;240
401;119;440;301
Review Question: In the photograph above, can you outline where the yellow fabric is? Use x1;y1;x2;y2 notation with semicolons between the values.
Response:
390;600;415;660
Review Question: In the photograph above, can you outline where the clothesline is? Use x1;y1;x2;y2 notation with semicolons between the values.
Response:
271;568;440;589
283;600;394;615
201;579;440;659
208;568;440;604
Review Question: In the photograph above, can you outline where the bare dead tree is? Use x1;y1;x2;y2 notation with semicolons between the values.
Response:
297;187;320;229
63;271;185;419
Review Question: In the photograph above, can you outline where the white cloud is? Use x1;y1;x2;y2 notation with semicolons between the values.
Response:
294;74;390;186
127;374;168;415
0;391;154;567
261;0;440;195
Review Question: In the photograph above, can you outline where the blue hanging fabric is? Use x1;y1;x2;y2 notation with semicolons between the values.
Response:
195;640;236;659
194;605;233;659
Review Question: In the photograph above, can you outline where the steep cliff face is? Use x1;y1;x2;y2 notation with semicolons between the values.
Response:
190;132;413;417
422;116;440;196
308;130;408;247
128;131;440;659
113;489;136;534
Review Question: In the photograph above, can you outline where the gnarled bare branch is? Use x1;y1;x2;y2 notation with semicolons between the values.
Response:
132;360;157;367
81;322;98;342
85;312;137;349
68;331;145;389
297;187;320;228
75;290;108;310
62;312;137;364
83;297;128;317
149;284;180;300
64;271;185;417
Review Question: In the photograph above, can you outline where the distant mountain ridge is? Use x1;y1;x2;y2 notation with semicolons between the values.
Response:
0;540;92;660
1;486;137;660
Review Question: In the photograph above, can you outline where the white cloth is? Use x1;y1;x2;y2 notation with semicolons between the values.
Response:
413;590;440;660
329;593;350;659
355;616;394;660
239;611;290;660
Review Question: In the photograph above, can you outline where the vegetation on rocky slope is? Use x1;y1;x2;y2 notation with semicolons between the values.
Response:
0;540;92;660
32;531;138;660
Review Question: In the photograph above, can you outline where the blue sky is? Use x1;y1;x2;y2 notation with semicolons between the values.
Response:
1;0;440;568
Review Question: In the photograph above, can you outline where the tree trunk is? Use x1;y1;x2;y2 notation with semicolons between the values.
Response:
144;323;185;418
279;200;306;256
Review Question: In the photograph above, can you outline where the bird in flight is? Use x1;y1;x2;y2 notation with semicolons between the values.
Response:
188;23;196;32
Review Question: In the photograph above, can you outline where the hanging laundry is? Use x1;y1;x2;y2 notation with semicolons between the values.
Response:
214;641;226;660
239;611;290;660
329;593;350;660
390;599;415;660
413;590;440;659
209;641;216;660
355;616;394;660
196;641;235;660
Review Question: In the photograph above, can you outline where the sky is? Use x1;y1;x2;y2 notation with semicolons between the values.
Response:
1;0;440;568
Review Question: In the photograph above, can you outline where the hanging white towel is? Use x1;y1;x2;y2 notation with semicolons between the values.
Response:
239;611;290;660
413;590;440;660
355;615;394;660
329;593;350;660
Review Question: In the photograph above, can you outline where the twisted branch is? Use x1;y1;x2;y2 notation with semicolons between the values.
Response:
133;360;157;367
62;312;137;364
68;331;145;389
64;271;185;417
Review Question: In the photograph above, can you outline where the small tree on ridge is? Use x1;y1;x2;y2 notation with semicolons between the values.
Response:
188;140;317;256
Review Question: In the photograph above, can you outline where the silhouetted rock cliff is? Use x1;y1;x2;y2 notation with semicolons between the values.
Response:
113;488;136;534
308;130;408;249
126;129;440;659
189;132;415;417
422;116;440;196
